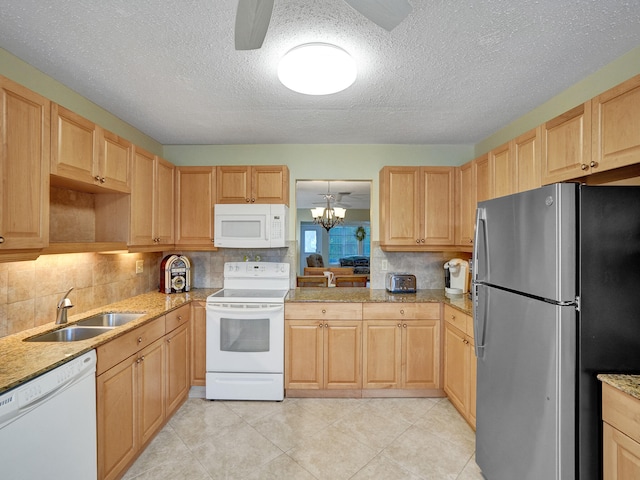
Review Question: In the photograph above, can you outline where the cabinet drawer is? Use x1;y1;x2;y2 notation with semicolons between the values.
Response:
285;302;362;320
443;305;467;332
97;316;165;375
165;304;190;332
363;303;440;320
602;382;640;445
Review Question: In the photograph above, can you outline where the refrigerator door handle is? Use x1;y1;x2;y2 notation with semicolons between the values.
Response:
473;206;487;283
473;283;488;359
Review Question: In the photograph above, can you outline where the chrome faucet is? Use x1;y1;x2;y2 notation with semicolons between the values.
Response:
55;287;74;324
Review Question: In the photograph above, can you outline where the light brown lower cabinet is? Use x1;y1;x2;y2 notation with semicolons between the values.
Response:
190;301;207;386
602;382;640;479
285;303;362;392
443;304;476;429
362;303;441;391
96;304;190;480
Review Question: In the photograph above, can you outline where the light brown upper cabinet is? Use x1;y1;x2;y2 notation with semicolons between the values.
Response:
475;154;490;203
512;127;542;193
216;165;289;205
379;166;455;250
175;166;216;249
455;160;475;247
489;142;512;199
541;102;592;184
592;74;640;173
129;147;175;249
0;76;50;254
51;104;131;193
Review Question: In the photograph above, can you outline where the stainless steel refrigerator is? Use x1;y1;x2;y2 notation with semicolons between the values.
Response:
472;182;640;480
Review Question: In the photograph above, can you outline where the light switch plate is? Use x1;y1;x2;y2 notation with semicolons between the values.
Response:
135;260;144;274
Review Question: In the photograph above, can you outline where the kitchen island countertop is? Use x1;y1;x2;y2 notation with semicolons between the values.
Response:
598;374;640;401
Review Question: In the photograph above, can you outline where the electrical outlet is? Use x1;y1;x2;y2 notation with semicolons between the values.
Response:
135;260;144;274
381;259;388;271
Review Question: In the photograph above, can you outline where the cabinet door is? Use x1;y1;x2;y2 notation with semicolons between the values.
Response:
97;358;137;480
489;142;512;199
175;166;215;247
324;321;362;389
138;339;165;446
379;166;421;246
468;338;477;429
444;323;467;413
190;302;207;386
216;165;251;203
475;154;491;202
592;74;640;173
51;103;98;184
402;320;439;389
456;161;475;247
285;320;323;389
252;165;289;204
99;129;131;192
513;127;541;193
155;157;175;245
421;167;455;245
129;147;155;245
0;76;50;250
542;102;592;184
603;422;640;480
362;320;402;389
166;322;190;417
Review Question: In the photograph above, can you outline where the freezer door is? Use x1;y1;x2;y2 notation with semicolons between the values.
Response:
473;183;576;302
475;285;576;480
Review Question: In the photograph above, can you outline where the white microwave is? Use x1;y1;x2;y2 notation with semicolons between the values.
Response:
214;204;288;248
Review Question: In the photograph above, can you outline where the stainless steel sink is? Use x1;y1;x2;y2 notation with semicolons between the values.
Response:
76;312;146;327
25;326;114;342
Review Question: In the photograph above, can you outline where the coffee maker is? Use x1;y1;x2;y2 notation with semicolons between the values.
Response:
444;258;469;296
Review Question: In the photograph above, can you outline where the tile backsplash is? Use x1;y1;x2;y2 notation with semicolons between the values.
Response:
0;252;162;338
0;244;470;338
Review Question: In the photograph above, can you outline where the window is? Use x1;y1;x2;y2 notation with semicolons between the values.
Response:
328;224;370;264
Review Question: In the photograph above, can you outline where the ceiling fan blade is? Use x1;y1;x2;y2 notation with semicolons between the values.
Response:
235;0;274;50
344;0;412;31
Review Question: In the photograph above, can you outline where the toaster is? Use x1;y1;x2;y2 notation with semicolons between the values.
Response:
385;273;417;293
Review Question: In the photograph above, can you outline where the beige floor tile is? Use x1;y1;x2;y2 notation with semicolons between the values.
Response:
192;423;283;479
414;399;476;453
244;453;317;480
297;396;366;423
252;403;330;451
332;404;412;451
383;425;473;479
288;425;378;480
456;456;484;480
363;397;440;424
169;399;244;449
222;398;300;425
122;426;210;480
351;454;424;480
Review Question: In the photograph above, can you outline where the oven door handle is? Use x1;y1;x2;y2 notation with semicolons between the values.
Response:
207;303;284;313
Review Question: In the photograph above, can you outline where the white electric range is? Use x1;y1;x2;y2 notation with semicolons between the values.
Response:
205;262;290;401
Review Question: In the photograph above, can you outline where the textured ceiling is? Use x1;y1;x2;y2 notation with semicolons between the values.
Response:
0;1;639;145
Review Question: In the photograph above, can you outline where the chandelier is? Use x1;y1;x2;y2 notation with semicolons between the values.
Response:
311;186;346;232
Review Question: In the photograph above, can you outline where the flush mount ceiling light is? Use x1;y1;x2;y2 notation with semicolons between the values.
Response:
278;43;357;95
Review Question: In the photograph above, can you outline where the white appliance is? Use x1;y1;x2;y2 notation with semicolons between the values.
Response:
0;350;97;479
214;204;288;248
206;262;290;400
444;258;469;295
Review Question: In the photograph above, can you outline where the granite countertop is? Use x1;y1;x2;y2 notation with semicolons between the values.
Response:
0;287;471;395
0;289;218;395
598;374;640;401
286;288;473;315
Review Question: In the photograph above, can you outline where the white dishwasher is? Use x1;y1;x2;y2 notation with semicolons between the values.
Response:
0;349;97;480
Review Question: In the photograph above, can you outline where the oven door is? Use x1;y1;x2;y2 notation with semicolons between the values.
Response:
206;302;284;373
